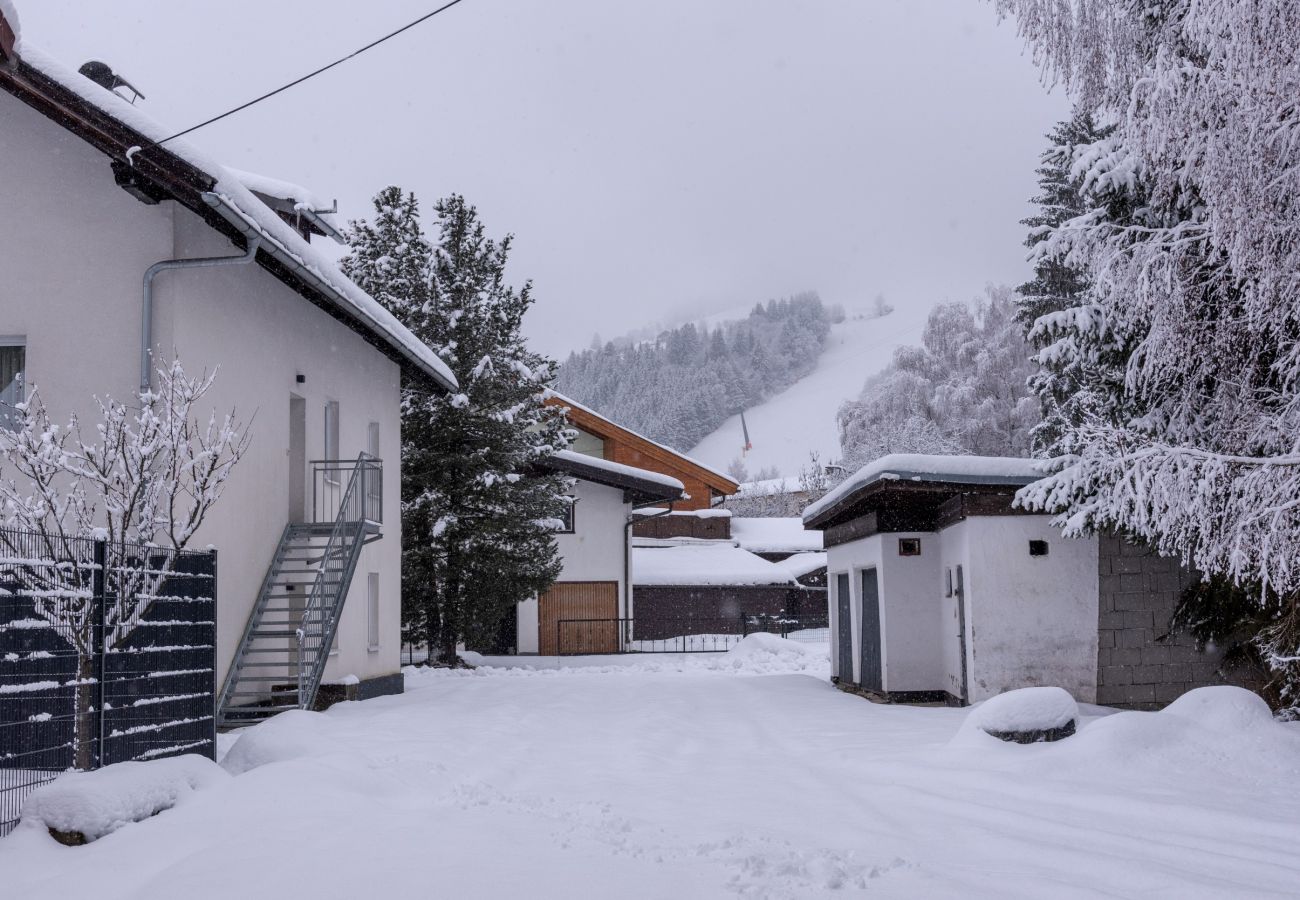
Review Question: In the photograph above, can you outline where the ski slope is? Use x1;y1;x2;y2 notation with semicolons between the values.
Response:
690;302;932;477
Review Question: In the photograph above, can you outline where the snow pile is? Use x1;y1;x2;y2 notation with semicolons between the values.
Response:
731;517;823;553
962;686;1078;741
0;0;20;54
20;755;227;842
722;633;826;674
220;709;353;775
776;551;827;580
633;543;797;586
804;453;1046;523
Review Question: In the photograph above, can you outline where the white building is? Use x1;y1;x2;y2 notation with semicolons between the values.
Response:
516;451;684;655
0;29;456;723
803;454;1251;709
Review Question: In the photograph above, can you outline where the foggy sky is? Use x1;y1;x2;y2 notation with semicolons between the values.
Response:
21;1;1066;360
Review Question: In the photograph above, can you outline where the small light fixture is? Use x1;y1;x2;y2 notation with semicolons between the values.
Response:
898;538;921;557
296;373;306;384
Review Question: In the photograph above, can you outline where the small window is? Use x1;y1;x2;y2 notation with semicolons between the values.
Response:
898;538;921;557
367;572;380;651
330;624;339;655
1029;540;1049;557
367;421;380;459
944;567;953;598
0;340;25;431
558;497;576;534
324;400;340;483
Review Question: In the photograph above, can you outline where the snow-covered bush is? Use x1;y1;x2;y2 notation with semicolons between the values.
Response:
963;686;1079;744
20;754;228;844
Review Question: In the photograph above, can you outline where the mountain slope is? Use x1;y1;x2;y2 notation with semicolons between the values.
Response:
689;302;932;477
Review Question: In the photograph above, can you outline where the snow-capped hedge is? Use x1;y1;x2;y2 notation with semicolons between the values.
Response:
21;755;227;843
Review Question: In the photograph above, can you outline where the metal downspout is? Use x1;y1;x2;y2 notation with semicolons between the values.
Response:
141;229;261;392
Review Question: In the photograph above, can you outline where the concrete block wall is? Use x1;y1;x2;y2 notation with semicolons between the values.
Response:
1096;534;1232;709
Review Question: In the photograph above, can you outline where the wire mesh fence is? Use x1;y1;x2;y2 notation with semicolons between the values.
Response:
0;527;217;836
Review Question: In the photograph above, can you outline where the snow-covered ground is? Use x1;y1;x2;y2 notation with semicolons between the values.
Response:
690;303;932;477
5;637;1300;899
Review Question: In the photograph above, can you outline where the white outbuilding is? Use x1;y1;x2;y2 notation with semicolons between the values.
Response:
803;455;1100;705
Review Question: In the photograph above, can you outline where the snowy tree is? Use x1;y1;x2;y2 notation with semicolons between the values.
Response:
995;0;1300;711
837;286;1039;470
344;189;569;664
0;359;249;764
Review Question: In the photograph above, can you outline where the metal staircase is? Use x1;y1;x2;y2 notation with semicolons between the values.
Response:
217;455;382;728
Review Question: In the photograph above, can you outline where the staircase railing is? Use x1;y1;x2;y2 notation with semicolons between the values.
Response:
296;454;379;705
312;454;383;526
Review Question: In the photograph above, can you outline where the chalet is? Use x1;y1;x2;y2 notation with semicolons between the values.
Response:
518;451;684;654
803;454;1245;710
0;17;455;724
545;392;739;538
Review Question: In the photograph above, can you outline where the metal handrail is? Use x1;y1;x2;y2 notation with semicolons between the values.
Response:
311;453;382;525
297;455;372;702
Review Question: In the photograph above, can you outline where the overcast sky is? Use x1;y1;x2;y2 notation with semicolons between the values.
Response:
22;0;1065;360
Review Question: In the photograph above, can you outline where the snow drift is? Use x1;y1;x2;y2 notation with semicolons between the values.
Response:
20;754;227;842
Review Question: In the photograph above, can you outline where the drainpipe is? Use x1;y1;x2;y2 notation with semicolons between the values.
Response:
141;226;261;392
624;504;674;629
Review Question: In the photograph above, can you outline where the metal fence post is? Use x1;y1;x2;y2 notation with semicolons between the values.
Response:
92;539;106;768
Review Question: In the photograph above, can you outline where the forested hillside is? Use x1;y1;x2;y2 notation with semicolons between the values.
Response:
555;292;834;450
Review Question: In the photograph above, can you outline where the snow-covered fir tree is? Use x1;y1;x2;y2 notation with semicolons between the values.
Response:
996;0;1300;712
344;189;569;663
1016;110;1113;456
836;286;1039;471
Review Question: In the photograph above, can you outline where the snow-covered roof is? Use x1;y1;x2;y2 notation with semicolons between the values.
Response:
731;518;823;553
7;41;456;394
776;551;828;580
548;391;738;489
803;454;1046;525
227;167;345;243
550;449;685;494
633;544;798;587
630;507;731;519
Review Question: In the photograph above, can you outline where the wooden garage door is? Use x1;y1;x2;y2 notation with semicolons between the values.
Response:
539;582;619;655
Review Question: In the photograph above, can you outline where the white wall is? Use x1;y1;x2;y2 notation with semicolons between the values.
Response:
518;477;629;653
876;532;942;694
963;518;1099;703
0;90;405;690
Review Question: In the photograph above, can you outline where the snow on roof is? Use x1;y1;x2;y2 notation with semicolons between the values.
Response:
803;454;1047;524
550;449;685;494
633;543;797;587
736;477;801;497
731;518;823;553
227;167;344;240
548;391;738;488
14;44;455;393
776;551;828;580
0;1;21;54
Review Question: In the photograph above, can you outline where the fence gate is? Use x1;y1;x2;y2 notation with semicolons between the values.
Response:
540;582;618;655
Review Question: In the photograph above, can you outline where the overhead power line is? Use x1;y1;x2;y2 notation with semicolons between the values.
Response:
150;0;470;148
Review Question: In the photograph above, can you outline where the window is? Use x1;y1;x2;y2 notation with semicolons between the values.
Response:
367;572;380;651
558;497;576;534
367;421;380;459
0;339;25;431
898;538;921;557
944;567;954;598
1029;539;1050;557
324;400;340;459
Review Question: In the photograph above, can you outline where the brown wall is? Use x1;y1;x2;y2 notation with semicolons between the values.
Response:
607;442;716;511
632;585;826;640
632;514;731;541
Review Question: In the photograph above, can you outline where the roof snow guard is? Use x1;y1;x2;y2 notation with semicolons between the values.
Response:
541;450;685;508
802;454;1047;530
0;11;456;394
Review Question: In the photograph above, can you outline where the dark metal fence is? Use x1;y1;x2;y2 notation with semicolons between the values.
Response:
558;613;831;656
0;528;217;837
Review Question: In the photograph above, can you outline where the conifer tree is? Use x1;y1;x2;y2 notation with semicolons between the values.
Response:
344;188;568;663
